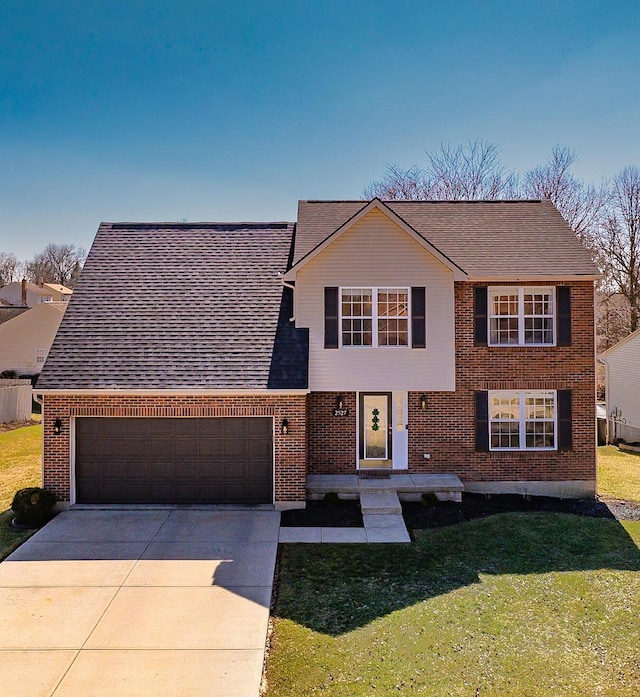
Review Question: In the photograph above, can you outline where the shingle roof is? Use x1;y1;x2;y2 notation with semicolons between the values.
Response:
37;222;308;390
0;306;29;324
293;199;598;278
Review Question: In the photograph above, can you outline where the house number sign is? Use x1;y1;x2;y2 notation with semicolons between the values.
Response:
332;408;350;417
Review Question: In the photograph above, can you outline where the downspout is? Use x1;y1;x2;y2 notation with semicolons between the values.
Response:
278;273;296;323
33;392;45;487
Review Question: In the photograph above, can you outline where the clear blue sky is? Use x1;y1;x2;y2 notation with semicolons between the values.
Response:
2;0;640;260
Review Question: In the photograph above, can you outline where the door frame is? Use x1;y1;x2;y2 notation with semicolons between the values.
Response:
355;391;408;470
358;392;393;463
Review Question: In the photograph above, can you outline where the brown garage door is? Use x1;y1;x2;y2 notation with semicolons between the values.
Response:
75;417;273;504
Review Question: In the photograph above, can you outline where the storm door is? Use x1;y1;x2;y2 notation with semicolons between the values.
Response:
359;393;393;464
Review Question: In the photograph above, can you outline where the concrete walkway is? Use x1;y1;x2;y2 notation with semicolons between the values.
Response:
280;490;411;544
0;509;280;697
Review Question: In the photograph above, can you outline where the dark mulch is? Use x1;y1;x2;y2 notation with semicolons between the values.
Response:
280;493;640;529
280;498;363;527
404;493;640;529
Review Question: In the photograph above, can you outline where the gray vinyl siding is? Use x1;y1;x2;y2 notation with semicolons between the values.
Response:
295;209;455;391
606;332;640;432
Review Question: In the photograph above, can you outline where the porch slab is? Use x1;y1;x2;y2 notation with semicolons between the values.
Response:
307;473;464;499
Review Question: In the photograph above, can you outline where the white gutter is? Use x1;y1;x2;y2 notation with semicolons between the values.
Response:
34;388;310;397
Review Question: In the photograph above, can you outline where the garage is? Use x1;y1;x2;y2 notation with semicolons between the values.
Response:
74;417;273;504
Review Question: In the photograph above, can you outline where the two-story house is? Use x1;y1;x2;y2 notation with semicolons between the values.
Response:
36;198;599;509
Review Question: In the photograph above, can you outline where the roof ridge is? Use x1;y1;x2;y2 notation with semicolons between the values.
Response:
302;199;543;204
103;222;293;230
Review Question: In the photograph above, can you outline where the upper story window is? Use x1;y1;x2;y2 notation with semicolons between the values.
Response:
341;287;409;347
489;287;555;346
35;348;46;364
489;390;556;450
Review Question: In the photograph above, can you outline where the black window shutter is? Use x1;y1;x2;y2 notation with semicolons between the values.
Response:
558;389;573;451
474;287;488;346
475;390;490;452
324;287;339;349
411;287;426;348
557;286;571;346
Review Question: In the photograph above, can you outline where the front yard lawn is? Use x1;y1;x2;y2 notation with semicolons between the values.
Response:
0;423;42;559
598;445;640;502
267;513;640;696
0;423;42;511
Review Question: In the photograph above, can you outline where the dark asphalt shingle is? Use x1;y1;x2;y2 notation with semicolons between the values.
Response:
38;222;308;390
293;199;598;277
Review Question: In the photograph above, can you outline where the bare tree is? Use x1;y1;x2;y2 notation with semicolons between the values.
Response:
365;140;518;201
595;166;640;333
0;252;23;286
364;164;431;200
521;146;607;244
25;244;86;289
596;291;631;352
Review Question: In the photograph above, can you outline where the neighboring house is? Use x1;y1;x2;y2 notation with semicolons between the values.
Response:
0;302;68;377
42;283;73;303
601;329;640;443
37;199;599;509
0;279;73;307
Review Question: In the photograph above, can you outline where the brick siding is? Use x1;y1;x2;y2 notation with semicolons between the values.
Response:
308;281;596;483
43;394;307;503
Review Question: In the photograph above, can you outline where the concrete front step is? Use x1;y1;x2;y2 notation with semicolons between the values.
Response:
359;491;402;515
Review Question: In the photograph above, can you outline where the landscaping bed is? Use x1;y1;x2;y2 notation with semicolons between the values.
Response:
280;498;363;527
402;492;629;529
279;491;640;529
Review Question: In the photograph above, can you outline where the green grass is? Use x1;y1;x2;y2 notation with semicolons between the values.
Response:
0;424;42;559
598;445;640;502
267;514;640;696
0;510;37;560
0;424;42;511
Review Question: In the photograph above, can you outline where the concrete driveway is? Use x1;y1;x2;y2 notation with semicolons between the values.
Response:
0;509;280;697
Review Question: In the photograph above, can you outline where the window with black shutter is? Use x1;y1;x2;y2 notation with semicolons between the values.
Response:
558;389;573;451
324;287;339;349
475;390;489;452
411;287;426;348
556;286;572;346
474;287;488;346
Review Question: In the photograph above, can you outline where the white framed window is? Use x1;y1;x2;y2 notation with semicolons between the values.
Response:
35;348;46;364
489;287;555;346
489;390;557;451
340;287;410;347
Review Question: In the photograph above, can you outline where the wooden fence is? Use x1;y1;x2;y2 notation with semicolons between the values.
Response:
0;379;32;424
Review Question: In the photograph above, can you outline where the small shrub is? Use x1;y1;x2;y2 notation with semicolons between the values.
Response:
323;492;341;506
0;370;17;379
421;492;439;508
11;487;56;527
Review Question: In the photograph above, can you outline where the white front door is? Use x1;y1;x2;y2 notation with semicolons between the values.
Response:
358;391;408;469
